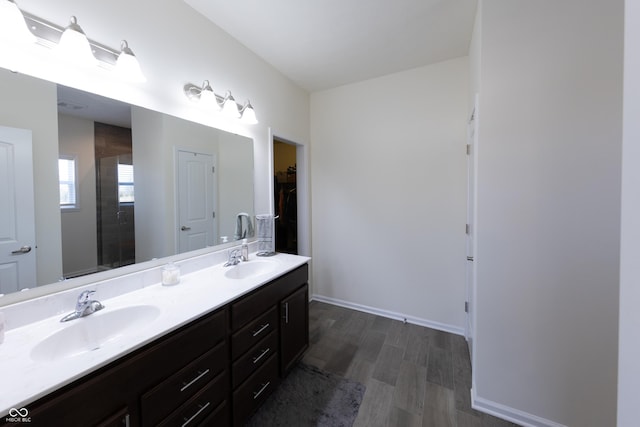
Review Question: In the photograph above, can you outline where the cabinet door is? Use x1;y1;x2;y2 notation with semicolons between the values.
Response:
279;284;309;375
96;407;131;427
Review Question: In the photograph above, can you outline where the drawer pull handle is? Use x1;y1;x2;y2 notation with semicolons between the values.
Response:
124;414;130;427
182;401;211;427
252;323;270;337
180;368;210;392
253;381;271;400
252;348;270;364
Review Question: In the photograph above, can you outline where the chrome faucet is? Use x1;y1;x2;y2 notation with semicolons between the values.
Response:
60;290;105;322
224;248;243;267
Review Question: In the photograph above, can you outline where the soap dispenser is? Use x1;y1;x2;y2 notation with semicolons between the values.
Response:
241;238;249;261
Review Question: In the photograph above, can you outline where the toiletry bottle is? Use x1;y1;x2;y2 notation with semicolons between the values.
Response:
241;238;249;261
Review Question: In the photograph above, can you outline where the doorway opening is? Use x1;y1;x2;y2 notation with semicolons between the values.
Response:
94;122;135;271
273;138;298;254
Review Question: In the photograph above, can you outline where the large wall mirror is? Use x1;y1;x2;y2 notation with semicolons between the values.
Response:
0;67;255;299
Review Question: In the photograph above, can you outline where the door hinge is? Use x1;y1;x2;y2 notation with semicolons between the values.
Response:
466;144;471;155
465;223;470;234
212;166;215;173
465;301;469;313
212;211;216;218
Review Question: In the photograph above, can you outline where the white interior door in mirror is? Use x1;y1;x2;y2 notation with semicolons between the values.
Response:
0;126;36;293
177;150;217;253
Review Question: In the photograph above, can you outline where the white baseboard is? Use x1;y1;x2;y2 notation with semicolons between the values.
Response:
310;294;465;336
471;388;568;427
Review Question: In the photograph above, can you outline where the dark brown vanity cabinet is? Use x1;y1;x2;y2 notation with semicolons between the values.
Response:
2;262;309;427
230;264;309;426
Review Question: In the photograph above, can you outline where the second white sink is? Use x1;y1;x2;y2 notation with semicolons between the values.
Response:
31;305;161;362
224;260;277;280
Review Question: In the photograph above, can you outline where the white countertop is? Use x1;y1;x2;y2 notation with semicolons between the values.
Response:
0;252;310;415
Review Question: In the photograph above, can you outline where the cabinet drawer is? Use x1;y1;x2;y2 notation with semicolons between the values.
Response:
199;400;230;427
231;307;277;359
232;330;278;388
158;371;228;427
232;354;279;426
231;264;308;330
142;341;228;427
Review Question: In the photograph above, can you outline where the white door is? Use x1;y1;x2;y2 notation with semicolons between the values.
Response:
0;126;36;294
465;98;478;359
177;151;216;253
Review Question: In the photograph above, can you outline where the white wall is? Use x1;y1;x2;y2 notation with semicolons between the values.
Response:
473;1;622;425
618;0;640;425
310;57;469;331
58;114;98;277
0;69;62;286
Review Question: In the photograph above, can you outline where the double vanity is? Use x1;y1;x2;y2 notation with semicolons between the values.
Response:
0;251;310;426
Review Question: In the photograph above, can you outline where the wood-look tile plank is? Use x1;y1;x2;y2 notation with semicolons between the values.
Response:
308;317;335;345
404;324;430;367
323;339;359;376
457;410;482;427
371;314;393;334
372;344;405;386
422;382;457;427
388;407;422;427
355;330;386;363
453;377;482;416
392;361;427;416
430;328;453;351
385;319;410;348
353;379;395;427
345;358;375;387
427;345;455;389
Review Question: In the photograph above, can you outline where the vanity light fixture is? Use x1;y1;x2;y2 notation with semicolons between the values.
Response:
240;100;258;124
2;4;146;82
55;16;96;67
115;40;146;83
183;82;258;124
220;91;241;119
0;0;36;44
198;80;218;108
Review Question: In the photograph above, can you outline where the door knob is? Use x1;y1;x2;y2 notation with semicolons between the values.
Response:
181;226;191;231
11;245;32;255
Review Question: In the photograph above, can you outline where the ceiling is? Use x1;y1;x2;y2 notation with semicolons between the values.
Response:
183;0;478;92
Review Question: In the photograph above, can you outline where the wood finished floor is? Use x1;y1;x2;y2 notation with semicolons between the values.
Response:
303;301;520;427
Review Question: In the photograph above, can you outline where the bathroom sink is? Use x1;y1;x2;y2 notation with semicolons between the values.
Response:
224;260;277;280
31;305;161;362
